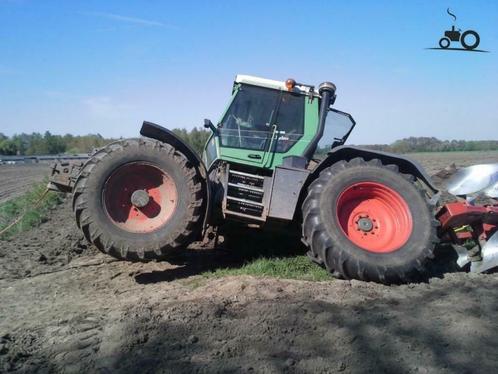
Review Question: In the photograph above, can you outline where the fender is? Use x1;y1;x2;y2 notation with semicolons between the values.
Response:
310;145;439;193
140;121;211;234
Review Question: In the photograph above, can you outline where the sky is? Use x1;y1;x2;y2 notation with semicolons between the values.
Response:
0;0;497;144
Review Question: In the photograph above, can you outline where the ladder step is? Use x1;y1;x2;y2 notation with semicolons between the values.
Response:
229;170;265;179
227;182;264;192
226;196;264;206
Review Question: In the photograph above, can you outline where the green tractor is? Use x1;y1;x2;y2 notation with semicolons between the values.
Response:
51;75;440;283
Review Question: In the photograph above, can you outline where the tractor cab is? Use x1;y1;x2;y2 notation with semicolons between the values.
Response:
202;75;355;170
444;25;462;42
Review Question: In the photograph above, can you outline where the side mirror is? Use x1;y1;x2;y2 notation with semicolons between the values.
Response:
204;119;218;134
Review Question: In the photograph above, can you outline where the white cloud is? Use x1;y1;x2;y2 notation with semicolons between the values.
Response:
81;11;174;28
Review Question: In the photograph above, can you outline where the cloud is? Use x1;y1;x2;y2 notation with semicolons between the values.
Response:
81;11;174;28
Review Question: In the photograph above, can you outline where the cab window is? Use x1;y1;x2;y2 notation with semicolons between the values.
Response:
219;84;305;153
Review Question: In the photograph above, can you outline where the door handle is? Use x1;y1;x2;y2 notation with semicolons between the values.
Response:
248;154;262;159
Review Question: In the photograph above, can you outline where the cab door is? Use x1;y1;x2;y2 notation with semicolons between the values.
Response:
216;85;280;168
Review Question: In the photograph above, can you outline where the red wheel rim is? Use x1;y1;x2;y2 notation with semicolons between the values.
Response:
103;162;177;233
336;182;413;253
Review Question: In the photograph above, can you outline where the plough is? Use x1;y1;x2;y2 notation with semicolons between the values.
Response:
437;164;498;273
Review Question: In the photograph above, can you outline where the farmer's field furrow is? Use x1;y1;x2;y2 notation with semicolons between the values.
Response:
0;164;50;203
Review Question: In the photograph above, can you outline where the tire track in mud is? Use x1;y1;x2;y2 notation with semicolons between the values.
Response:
47;313;105;373
0;199;98;281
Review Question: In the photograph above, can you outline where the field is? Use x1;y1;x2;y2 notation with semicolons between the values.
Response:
409;150;498;174
1;151;498;373
0;164;50;204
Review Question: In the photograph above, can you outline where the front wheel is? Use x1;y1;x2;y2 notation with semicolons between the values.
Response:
439;37;451;49
72;138;205;261
302;158;438;283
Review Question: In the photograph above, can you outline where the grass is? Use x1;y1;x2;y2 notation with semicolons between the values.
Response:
202;255;331;282
0;181;62;239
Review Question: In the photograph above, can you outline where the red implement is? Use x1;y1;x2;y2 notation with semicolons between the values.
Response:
437;202;498;244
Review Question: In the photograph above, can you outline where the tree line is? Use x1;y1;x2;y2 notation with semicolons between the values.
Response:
0;132;114;156
171;127;210;155
0;127;210;156
1;130;496;156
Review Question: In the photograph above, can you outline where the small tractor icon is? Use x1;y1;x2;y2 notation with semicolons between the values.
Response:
439;25;480;50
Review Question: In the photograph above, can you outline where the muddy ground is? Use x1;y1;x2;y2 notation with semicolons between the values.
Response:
0;164;50;204
1;152;498;373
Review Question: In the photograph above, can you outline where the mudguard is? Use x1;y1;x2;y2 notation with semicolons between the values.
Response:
310;145;439;194
141;122;205;174
140;121;211;233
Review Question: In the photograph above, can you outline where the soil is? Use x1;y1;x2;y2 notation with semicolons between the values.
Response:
409;150;498;175
0;164;51;204
1;152;498;373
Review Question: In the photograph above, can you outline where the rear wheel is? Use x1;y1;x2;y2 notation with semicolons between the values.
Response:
460;30;480;50
302;158;438;283
73;138;205;261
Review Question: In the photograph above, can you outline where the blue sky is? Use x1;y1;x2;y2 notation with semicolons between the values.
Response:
1;0;497;144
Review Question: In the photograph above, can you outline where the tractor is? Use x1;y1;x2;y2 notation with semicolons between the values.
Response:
49;75;498;283
438;25;480;50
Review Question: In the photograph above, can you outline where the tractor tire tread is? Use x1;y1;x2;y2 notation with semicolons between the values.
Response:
72;138;204;261
302;157;438;283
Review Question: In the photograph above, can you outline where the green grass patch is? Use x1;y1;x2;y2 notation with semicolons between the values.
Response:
202;255;331;282
0;181;62;239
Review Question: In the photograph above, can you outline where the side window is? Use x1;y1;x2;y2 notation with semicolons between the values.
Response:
274;93;304;153
204;135;217;167
316;109;355;155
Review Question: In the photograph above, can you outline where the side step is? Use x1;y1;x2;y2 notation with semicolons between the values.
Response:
223;169;271;222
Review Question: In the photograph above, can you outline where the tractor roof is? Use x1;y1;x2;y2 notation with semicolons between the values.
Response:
234;75;319;97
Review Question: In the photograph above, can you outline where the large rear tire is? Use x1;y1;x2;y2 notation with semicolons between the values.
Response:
302;158;438;283
72;138;205;261
460;30;480;50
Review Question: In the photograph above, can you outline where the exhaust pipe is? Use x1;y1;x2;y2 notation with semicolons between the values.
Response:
302;81;336;160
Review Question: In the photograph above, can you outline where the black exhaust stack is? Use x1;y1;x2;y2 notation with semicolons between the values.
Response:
303;82;337;160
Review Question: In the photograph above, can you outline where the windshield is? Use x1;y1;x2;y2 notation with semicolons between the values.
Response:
219;84;305;152
316;109;355;155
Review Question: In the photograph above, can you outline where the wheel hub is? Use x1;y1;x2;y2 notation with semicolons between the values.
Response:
103;162;178;234
336;182;413;253
131;189;150;208
357;216;373;232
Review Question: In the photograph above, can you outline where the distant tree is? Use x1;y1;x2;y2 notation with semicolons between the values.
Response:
44;131;66;154
0;139;18;155
172;127;210;155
